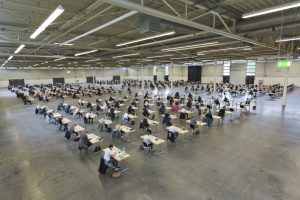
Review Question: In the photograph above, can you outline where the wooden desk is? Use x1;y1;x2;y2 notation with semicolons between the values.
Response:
74;125;85;133
161;114;178;119
102;146;130;162
53;113;62;118
186;120;207;127
87;133;103;145
140;135;165;145
167;126;189;134
62;118;72;125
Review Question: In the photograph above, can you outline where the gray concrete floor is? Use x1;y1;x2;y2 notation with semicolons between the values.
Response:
1;87;300;200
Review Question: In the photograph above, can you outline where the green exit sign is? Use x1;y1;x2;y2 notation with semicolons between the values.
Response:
277;60;291;68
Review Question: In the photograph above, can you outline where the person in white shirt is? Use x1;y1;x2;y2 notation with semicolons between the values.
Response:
103;144;119;169
86;112;92;123
143;132;153;149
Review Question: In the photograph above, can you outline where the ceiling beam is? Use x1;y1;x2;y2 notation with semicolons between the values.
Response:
104;0;281;52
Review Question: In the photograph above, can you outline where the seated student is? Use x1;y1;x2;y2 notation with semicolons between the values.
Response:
189;117;198;132
112;125;123;140
75;108;83;118
194;104;201;116
172;102;180;113
65;105;71;113
167;126;178;142
142;132;153;149
103;144;119;170
121;113;130;124
163;113;172;126
186;100;192;110
86;102;92;109
144;100;149;109
142;106;150;118
141;117;151;133
56;117;63;130
78;99;83;107
131;100;137;107
127;105;135;115
109;107;115;121
179;107;188;119
203;111;213;127
224;96;230;105
96;98;101;104
85;112;92;123
218;106;226;120
114;101;120;109
79;132;92;151
159;103;166;114
215;98;220;109
57;102;64;111
109;96;114;102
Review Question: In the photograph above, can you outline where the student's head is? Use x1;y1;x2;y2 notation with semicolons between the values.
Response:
109;144;113;149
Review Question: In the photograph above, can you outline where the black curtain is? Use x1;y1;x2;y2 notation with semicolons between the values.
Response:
223;76;230;83
9;79;25;87
53;78;65;84
86;76;94;83
245;76;255;85
188;66;202;82
113;76;120;81
164;75;169;81
153;75;157;81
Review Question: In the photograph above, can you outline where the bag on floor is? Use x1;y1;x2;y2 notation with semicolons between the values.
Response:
111;172;122;178
252;106;256;110
131;121;135;125
195;130;200;135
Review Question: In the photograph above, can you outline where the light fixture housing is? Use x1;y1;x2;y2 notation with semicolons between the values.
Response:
30;5;64;39
62;11;137;45
162;42;219;52
116;31;175;47
84;58;101;62
75;50;98;56
14;44;25;53
242;1;300;18
113;53;140;58
275;36;300;43
147;54;173;59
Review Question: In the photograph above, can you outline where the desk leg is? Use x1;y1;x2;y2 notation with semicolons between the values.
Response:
154;144;166;157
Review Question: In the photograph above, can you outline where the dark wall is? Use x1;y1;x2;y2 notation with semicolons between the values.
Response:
9;79;25;87
113;76;120;81
53;78;65;84
86;76;94;83
188;66;202;82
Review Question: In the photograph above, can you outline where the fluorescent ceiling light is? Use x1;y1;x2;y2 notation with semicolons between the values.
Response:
14;44;25;53
57;64;63;66
116;31;175;47
54;43;74;46
162;42;219;52
8;56;13;60
4;61;8;64
75;50;97;56
147;54;173;59
54;57;66;61
62;11;137;45
33;64;39;66
113;53;140;58
170;56;196;60
84;58;101;62
30;5;64;39
197;46;250;55
243;1;300;18
119;59;131;62
275;36;300;43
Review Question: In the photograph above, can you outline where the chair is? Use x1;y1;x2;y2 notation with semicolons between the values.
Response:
140;142;151;157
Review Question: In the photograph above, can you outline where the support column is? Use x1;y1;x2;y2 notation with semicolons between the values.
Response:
213;59;217;97
171;62;174;92
141;64;144;95
282;67;289;110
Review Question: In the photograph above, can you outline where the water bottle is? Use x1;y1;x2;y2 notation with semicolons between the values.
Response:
122;147;125;157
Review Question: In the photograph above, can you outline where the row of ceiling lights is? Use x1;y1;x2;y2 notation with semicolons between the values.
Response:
3;1;300;68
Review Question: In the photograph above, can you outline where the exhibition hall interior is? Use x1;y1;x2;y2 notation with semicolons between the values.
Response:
1;0;300;200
